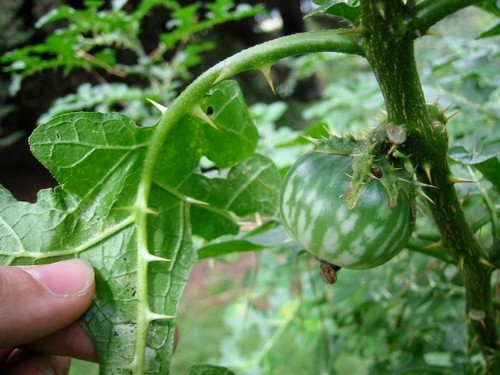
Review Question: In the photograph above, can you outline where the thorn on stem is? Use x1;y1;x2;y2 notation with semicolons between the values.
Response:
418;190;435;205
213;67;231;85
375;2;386;20
422;163;432;184
192;106;219;130
458;256;465;272
425;28;441;37
449;176;474;184
259;66;276;94
146;98;167;114
147;310;175;322
479;257;497;269
444;110;460;122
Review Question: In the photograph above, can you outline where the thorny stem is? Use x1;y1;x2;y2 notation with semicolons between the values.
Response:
359;0;497;371
135;30;362;373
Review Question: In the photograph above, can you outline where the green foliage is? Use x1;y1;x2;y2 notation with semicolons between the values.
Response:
0;80;279;374
197;249;482;374
0;0;264;123
1;0;262;79
1;1;499;374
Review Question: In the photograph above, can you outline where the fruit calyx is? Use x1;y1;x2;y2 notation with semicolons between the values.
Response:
310;130;413;210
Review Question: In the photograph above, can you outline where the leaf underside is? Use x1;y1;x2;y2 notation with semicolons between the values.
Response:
0;80;279;374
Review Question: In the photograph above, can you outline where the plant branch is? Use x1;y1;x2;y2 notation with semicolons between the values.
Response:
140;30;363;207
360;0;497;371
131;30;363;372
410;0;485;36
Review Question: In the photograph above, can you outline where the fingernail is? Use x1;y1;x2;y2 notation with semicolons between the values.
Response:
21;259;94;297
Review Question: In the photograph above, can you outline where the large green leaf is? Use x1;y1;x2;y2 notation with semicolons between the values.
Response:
0;81;279;374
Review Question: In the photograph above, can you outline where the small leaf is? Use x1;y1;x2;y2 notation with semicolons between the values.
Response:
198;239;265;259
477;22;500;39
448;143;499;165
448;138;500;191
198;223;288;259
307;1;360;25
277;122;330;147
475;158;500;191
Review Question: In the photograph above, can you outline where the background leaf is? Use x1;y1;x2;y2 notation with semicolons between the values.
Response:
185;365;235;375
307;0;360;25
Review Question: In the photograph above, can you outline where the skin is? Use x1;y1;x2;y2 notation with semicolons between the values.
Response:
0;259;97;375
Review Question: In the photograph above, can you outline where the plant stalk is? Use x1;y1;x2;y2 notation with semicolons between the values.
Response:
360;0;497;370
134;30;363;373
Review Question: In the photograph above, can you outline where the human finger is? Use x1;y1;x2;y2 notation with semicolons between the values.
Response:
0;259;95;348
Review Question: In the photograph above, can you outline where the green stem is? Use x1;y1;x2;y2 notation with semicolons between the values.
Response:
132;30;362;373
410;0;485;36
139;30;362;207
360;0;497;371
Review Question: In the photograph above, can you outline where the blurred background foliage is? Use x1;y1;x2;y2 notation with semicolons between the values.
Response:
0;0;498;374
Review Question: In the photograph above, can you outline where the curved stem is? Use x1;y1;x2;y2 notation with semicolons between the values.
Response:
410;0;484;36
141;30;363;205
132;29;363;372
360;0;497;371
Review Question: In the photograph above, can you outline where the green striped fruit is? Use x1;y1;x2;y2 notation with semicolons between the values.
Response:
279;152;414;269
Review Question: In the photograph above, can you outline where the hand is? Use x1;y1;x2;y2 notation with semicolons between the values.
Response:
0;259;97;374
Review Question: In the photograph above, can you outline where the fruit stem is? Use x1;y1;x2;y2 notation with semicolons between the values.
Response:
359;0;497;370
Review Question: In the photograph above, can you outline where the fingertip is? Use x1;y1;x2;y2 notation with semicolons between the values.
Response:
0;260;96;347
20;259;95;297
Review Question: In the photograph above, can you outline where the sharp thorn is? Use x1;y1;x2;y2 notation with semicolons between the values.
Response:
213;67;231;85
303;135;320;144
147;310;176;321
419;190;435;205
375;2;386;20
425;28;441;37
192;106;219;130
450;176;475;184
422;163;432;184
146;98;167;113
445;110;460;122
323;124;334;137
479;257;497;269
416;181;437;189
259;66;276;94
144;252;171;262
387;144;398;155
442;102;454;113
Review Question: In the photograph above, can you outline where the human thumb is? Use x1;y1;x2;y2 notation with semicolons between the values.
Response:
0;259;95;348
